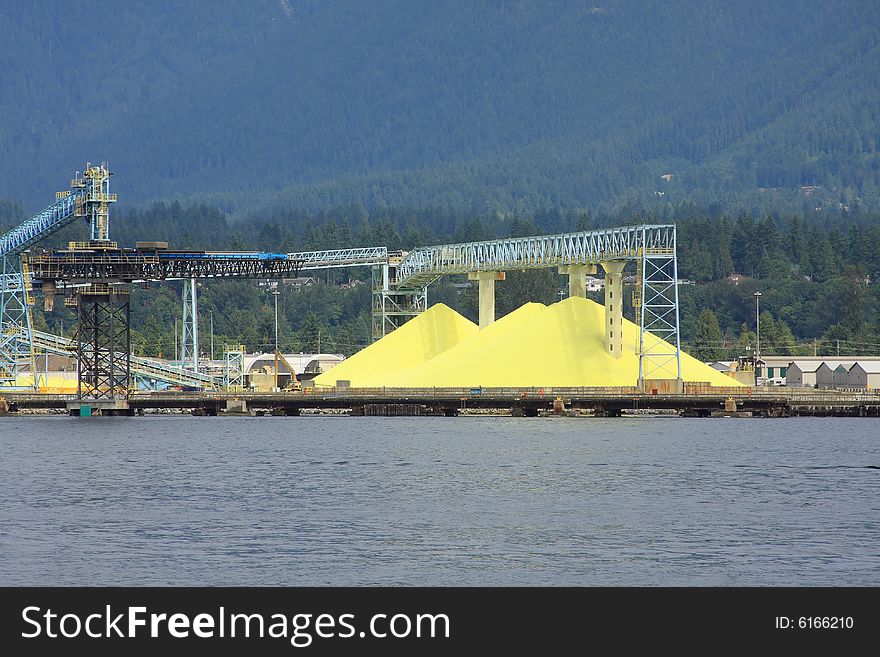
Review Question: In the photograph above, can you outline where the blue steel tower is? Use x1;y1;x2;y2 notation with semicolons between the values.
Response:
0;164;115;388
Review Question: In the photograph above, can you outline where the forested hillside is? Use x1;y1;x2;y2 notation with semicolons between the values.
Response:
3;0;879;213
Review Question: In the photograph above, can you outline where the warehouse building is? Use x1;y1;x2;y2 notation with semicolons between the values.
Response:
847;362;880;390
833;364;854;389
815;361;855;389
785;361;822;387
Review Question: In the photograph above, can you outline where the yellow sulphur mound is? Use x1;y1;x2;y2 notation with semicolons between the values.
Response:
378;296;741;388
313;303;478;388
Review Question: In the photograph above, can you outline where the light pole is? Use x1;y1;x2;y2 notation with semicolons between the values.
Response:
754;291;762;383
273;284;280;389
273;288;280;352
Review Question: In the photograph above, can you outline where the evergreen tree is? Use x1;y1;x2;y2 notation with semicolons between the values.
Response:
692;308;724;361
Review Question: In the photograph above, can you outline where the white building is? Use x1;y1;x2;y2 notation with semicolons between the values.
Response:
584;276;604;292
244;353;344;379
755;355;797;382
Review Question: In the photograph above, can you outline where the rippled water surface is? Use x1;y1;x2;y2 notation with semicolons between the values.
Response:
0;415;877;585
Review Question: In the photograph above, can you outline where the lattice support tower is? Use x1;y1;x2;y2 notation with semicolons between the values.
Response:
223;344;245;390
371;264;428;341
180;278;199;373
75;285;131;400
0;255;37;388
636;226;682;389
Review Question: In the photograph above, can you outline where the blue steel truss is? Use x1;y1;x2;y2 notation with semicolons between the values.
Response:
393;225;675;290
0;193;81;258
0;165;116;387
289;246;388;270
0;258;37;387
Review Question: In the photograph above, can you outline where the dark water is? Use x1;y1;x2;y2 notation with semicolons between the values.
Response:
0;415;877;586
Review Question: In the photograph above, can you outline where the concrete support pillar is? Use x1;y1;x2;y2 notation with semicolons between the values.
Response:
468;271;505;329
600;260;626;358
558;264;597;298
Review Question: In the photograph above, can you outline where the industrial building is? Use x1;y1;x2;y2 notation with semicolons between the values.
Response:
815;361;857;389
832;364;852;388
767;358;880;389
786;361;822;387
847;362;880;390
243;352;344;390
756;356;880;387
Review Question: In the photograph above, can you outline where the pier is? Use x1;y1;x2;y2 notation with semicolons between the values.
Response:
2;387;879;418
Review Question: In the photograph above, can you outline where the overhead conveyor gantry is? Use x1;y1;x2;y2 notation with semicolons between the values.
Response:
378;225;682;387
26;244;311;400
290;247;389;270
5;164;682;401
0;164;115;387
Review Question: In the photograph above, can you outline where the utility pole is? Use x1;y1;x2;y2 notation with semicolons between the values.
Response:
836;339;840;356
174;318;179;368
210;312;215;362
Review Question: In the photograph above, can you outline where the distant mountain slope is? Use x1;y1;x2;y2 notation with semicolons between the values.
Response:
2;0;879;213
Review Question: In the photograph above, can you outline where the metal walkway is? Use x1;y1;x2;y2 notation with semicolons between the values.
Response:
290;247;389;270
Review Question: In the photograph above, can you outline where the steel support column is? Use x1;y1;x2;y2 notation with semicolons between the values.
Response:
371;265;428;341
636;226;682;390
75;286;131;400
0;256;37;388
181;278;199;373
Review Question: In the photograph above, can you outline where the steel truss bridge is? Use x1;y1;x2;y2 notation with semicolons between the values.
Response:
392;225;674;289
2;164;681;404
